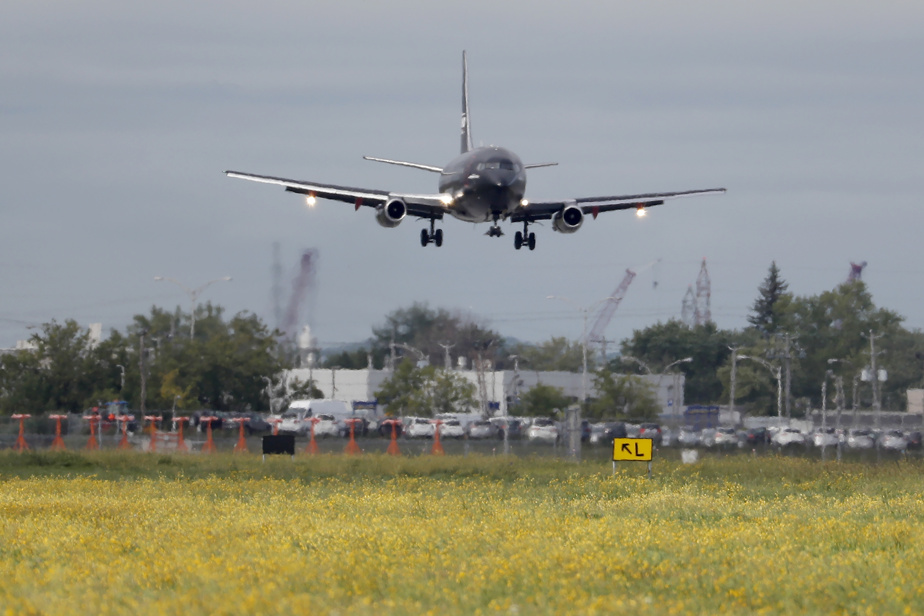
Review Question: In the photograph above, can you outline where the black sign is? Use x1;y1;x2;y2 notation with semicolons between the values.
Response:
263;434;296;455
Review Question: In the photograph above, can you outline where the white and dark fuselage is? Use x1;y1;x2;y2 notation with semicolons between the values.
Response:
438;146;526;224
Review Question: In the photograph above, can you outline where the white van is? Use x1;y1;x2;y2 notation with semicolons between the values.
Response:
283;399;354;436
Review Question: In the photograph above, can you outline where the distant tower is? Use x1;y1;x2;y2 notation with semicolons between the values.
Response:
272;242;284;332
847;261;867;282
681;286;696;326
282;249;319;340
694;258;712;326
297;325;318;367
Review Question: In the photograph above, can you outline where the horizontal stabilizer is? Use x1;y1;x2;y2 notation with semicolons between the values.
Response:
524;162;558;169
363;156;443;173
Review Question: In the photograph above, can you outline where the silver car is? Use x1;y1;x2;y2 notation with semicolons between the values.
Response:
468;420;498;439
846;429;875;449
880;430;908;451
772;427;806;447
677;426;701;447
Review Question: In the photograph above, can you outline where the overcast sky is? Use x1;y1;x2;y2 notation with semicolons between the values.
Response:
2;1;922;350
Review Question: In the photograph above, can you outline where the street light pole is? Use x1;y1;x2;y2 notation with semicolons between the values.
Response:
547;294;617;461
739;355;783;426
154;276;232;339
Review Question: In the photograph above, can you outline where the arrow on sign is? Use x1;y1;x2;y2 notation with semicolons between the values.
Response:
621;442;643;456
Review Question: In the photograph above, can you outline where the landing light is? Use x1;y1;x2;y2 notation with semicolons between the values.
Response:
520;199;529;207
439;194;454;206
305;194;317;207
636;206;647;218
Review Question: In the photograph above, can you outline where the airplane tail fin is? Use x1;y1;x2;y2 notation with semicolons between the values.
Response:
461;51;474;154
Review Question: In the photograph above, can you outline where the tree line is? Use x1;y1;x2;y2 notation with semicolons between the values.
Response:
2;263;922;417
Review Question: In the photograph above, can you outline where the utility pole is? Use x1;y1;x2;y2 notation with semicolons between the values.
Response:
138;331;148;414
438;343;455;371
783;333;792;420
728;347;740;418
864;329;883;429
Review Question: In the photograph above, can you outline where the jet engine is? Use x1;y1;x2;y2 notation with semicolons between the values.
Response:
551;205;584;233
375;199;407;228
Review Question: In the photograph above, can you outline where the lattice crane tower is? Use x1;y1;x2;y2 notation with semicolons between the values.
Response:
588;268;637;346
847;261;867;282
694;258;712;326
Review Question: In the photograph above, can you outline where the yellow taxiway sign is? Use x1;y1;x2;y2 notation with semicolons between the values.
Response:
612;438;653;461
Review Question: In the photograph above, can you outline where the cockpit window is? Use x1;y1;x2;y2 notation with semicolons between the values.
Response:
479;160;519;171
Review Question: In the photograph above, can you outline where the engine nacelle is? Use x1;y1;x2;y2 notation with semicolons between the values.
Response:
551;205;584;234
375;199;407;228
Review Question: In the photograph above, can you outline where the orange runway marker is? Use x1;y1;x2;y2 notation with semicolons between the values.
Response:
344;418;362;455
384;419;402;456
12;414;31;451
305;417;320;455
430;419;445;456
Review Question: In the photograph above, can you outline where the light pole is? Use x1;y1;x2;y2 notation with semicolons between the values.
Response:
739;355;783;426
621;355;690;420
546;294;617;460
621;355;653;375
661;357;693;423
330;366;340;400
154;275;232;339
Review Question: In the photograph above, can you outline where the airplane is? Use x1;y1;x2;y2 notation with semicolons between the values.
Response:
226;52;725;251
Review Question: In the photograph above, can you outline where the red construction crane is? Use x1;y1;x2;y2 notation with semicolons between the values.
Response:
587;268;637;347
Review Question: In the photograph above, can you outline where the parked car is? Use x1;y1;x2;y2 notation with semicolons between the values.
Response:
638;423;662;445
468;420;498;439
588;422;608;445
772;427;806;448
743;427;771;446
223;411;271;435
707;427;739;448
439;419;466;439
660;426;676;447
312;414;340;438
492;418;523;439
846;429;875;449
880;430;909;451
378;419;404;438
278;409;309;435
811;428;839;448
905;431;922;450
677;426;701;448
527;418;559;443
405;417;435;439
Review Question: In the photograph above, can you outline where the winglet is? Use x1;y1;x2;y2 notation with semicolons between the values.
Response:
461;51;474;154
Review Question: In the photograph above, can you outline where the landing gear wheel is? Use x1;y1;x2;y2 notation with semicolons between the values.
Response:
420;229;429;247
527;232;536;251
514;231;523;250
434;229;443;247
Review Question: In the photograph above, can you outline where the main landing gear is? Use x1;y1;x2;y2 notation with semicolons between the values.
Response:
420;218;443;247
514;221;536;251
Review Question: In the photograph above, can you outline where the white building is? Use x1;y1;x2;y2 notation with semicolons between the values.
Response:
282;367;685;419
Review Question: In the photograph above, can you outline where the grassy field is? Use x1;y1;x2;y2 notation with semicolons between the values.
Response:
1;452;923;615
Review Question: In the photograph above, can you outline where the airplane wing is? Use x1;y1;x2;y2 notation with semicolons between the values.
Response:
511;188;726;222
225;171;447;219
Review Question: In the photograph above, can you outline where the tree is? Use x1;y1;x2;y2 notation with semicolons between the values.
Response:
0;320;118;413
748;261;791;335
508;337;585;372
517;383;573;417
589;370;660;420
781;281;911;410
619;320;749;404
371;302;503;368
374;359;476;417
